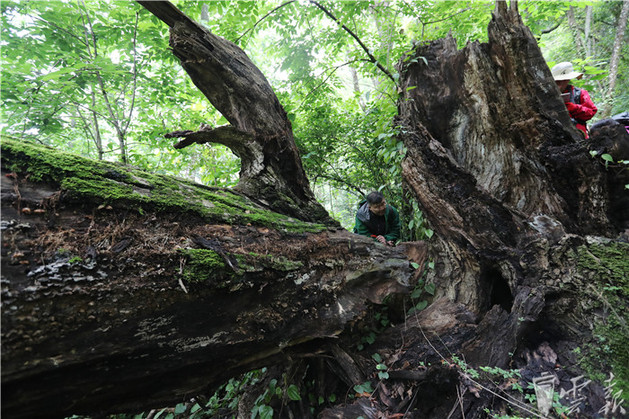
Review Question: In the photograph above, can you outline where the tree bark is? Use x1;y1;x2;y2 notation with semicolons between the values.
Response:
137;1;332;226
0;138;413;418
601;0;629;118
320;3;627;418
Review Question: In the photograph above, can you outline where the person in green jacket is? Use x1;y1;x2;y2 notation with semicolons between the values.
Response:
353;191;401;246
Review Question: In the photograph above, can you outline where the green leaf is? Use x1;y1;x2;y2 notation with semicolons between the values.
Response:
410;262;420;269
601;154;614;162
415;300;428;310
38;65;82;81
287;384;301;401
411;288;423;299
174;403;187;414
353;381;374;394
258;405;273;419
372;353;382;362
425;283;436;296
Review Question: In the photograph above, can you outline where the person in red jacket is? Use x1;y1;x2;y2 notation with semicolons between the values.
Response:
551;61;598;138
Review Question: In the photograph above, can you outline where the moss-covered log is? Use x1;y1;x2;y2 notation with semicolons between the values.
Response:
0;139;412;418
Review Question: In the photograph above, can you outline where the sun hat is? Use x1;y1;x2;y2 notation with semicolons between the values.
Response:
551;62;583;81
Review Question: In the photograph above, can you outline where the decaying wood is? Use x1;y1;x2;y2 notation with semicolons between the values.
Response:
318;1;628;417
304;2;626;418
137;1;332;226
397;0;620;322
0;140;412;418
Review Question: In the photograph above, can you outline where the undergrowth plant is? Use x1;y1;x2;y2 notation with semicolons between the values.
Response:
407;260;436;316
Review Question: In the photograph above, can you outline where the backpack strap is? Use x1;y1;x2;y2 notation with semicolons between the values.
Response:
570;86;582;104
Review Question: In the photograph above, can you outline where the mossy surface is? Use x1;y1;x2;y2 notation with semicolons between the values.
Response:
1;139;326;233
180;249;227;284
180;249;304;288
576;241;629;400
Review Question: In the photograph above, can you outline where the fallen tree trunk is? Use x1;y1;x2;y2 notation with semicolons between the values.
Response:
0;139;413;418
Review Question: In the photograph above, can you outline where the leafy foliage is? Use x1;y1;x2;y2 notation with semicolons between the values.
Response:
1;0;239;183
3;1;627;232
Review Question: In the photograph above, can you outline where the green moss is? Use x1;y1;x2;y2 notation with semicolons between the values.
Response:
180;249;227;284
576;242;629;400
263;254;303;271
577;242;629;294
0;139;326;233
180;249;303;287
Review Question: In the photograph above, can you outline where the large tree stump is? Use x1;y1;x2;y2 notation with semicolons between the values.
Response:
384;1;628;416
316;4;627;418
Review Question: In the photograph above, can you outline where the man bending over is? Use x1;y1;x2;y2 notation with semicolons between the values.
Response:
354;191;401;246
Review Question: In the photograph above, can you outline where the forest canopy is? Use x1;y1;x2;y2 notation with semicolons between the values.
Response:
2;0;627;232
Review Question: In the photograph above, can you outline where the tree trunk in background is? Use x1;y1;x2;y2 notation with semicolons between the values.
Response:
601;0;629;118
349;60;366;112
89;90;104;160
584;5;592;57
567;6;587;58
137;1;332;225
565;5;605;99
